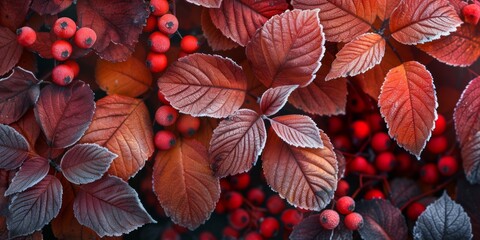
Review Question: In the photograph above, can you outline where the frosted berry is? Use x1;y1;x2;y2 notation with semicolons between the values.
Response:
155;105;178;126
180;35;199;53
143;15;157;32
406;202;426;220
336;196;355;215
146;52;168;73
230;172;250;190
148;31;170;53
150;0;170;16
228;208;250;230
176;114;201;137
52;64;74;86
420;163;440;184
74;27;97;49
335;179;350;198
344;212;364;230
371;132;391;152
375;152;396;172
437;156;458;176
463;4;480;25
426;136;448;154
63;60;80;78
364;189;385;200
53;17;77;39
154;130;176;150
259;217;279;238
281;209;303;230
266;195;286;215
225;191;243;210
16;26;36;47
158;14;178;35
432;114;446;136
352;120;370;139
51;40;72;61
319;209;340;230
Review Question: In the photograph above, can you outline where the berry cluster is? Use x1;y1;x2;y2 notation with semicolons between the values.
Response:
319;196;363;232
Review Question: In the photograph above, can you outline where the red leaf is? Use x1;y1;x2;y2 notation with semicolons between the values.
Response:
290;213;352;240
209;0;288;46
270;115;323;148
262;130;337;210
0;0;31;31
260;85;298;116
245;9;325;88
98;42;135;62
0;27;23;76
0;124;29;170
158;54;247;118
27;32;57;59
10;110;40;148
209;109;267;177
154;139;220;229
201;9;238;51
288;52;347;116
187;0;222;8
34;81;95;149
291;0;377;42
4;156;49;196
61;144;117;185
7;175;62;238
31;0;73;15
0;67;40;124
389;0;462;45
76;0;148;61
455;76;480;145
80;95;154;180
326;33;386;80
74;175;155;237
379;61;437;158
376;0;400;20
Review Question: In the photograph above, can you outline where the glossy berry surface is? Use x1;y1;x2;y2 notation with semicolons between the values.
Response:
158;14;178;35
349;156;369;174
364;189;385;200
371;132;391;152
336;196;355;215
52;64;74;86
230;173;250;190
406;202;426;220
154;130;176;150
335;179;350;198
150;0;170;16
426;136;448;154
259;217;279;238
155;105;178;126
281;209;303;230
352;120;370;139
228;208;250;230
176;114;201;137
146;52;168;72
16;26;36;46
420;163;440;184
225;191;243;210
247;188;265;206
143;15;157;32
319;209;340;230
244;232;263;240
375;152;396;172
74;27;97;48
463;4;480;25
432;114;446;136
266;195;286;215
63;60;80;77
437;156;458;176
344;212;363;231
51;40;72;61
180;35;199;53
148;31;170;53
53;17;77;39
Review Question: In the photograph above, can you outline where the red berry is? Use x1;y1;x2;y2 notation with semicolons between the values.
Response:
63;60;80;78
395;153;413;172
230;173;250;190
333;135;352;151
148;31;170;53
463;4;480;25
220;178;231;191
364;163;377;175
150;0;170;16
437;156;458;176
172;224;188;234
426;136;448;154
180;35;199;53
176;114;201;137
336;196;355;215
225;191;243;210
51;40;72;61
406;202;426;220
198;231;216;240
16;26;36;47
364;189;385;200
348;93;366;113
348;156;369;174
375;152;396;172
319;209;340;230
247;188;265;205
53;17;77;39
328;116;344;134
432;114;446;136
352;120;370;139
158;14;178;35
335;179;350;198
371;132;391;152
259;217;279;238
420;163;440;184
155;105;179;126
146;52;168;72
74;27;97;49
366;113;384;132
158;90;170;105
281;209;303;230
222;226;239;239
266;195;285;215
244;232;263;240
143;15;157;32
229;208;250;230
154;130;176;150
161;227;179;240
215;199;226;214
344;212;364;230
52;64;74;86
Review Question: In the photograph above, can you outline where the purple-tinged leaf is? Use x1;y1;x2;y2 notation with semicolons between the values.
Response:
10;110;40;149
0;0;31;31
34;80;95;149
270;115;323;148
461;132;480;184
73;175;156;237
260;85;298;116
0;170;10;215
455;76;480;145
0;27;23;76
31;0;73;15
0;67;40;124
61;143;117;185
0;124;29;170
290;213;352;240
456;177;480;238
390;178;421;208
4;156;49;196
7;175;62;238
335;150;346;179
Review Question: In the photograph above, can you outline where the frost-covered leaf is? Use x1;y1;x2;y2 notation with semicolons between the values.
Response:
4;156;49;196
201;9;238;51
454;76;480;145
0;27;23;76
31;0;73;15
270;115;323;148
0;124;29;170
260;85;298;116
461;132;480;184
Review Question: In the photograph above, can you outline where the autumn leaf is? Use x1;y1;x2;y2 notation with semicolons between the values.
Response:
187;0;222;8
460;132;480;184
260;85;298;116
0;0;30;31
269;115;324;148
4;156;49;196
80;95;154;180
31;0;73;15
291;0;377;42
27;32;58;59
290;213;352;240
10;110;40;148
246;9;325;88
379;61;437;158
376;0;400;20
454;76;480;145
154;139;220;229
0;26;23;76
0;124;30;170
158;54;247;118
201;9;238;51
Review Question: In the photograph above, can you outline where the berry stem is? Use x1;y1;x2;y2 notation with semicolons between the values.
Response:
399;175;457;211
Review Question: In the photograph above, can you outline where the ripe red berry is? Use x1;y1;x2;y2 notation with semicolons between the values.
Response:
333;135;352;151
161;227;179;240
364;189;385;200
230;173;250;190
319;209;340;230
364;163;377;175
150;0;170;16
244;232;263;240
158;90;170;105
220;178;231;191
247;188;265;206
155;105;179;126
426;136;448;154
437;156;458;176
16;26;36;47
406;202;426;221
74;27;97;49
348;156;369;174
222;226;239;239
266;195;286;215
344;212;364;230
335;179;350;198
371;132;391;152
215;199;226;214
180;35;199;53
348;93;366;113
146;52;168;72
281;209;303;230
259;217;279;238
336;196;355;215
432;114;446;136
51;40;72;61
158;14;178;35
375;152;396;172
53;17;77;39
148;31;170;53
198;231;216;240
420;163;440;184
143;15;157;32
176;114;201;137
463;4;480;25
352;120;370;139
52;64;74;86
228;208;250;230
154;130;176;150
366;113;384;132
328;116;344;134
63;60;80;78
225;191;243;210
